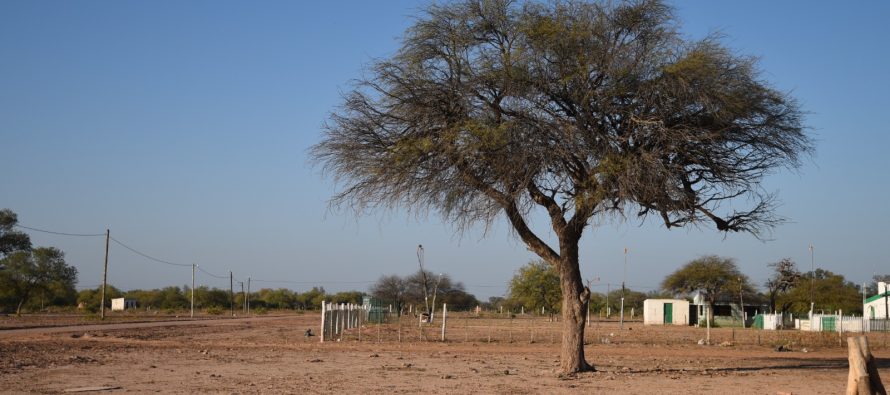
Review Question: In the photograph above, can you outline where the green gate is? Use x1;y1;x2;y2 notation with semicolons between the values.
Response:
753;314;764;329
664;303;673;324
821;316;836;332
363;296;387;323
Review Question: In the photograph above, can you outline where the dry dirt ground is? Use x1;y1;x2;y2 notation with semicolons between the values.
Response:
1;313;888;394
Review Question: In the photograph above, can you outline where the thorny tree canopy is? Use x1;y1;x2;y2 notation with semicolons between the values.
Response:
312;0;811;262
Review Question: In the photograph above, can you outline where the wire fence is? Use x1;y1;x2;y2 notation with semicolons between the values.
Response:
318;309;890;351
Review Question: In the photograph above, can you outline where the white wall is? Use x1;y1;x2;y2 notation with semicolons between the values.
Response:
643;299;689;325
865;297;890;319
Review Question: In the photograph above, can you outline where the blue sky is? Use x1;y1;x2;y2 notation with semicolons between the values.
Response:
2;1;888;299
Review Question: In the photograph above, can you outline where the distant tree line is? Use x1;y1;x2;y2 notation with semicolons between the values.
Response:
497;260;667;317
75;285;365;313
501;256;873;319
2;207;875;319
369;270;480;315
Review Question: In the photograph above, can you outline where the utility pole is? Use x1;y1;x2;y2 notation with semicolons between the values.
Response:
417;244;431;319
620;247;627;329
739;277;745;328
809;244;815;317
230;271;234;317
430;273;443;322
606;283;610;318
862;282;867;332
876;283;890;322
586;277;598;326
191;264;196;318
100;229;110;320
240;281;245;314
247;277;251;315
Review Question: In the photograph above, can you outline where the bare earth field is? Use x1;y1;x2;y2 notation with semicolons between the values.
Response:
1;313;888;394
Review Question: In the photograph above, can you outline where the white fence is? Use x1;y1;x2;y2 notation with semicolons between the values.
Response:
758;313;782;330
798;314;869;333
319;301;367;342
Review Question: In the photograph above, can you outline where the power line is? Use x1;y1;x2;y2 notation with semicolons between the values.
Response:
197;265;229;280
251;278;374;285
109;236;191;267
15;224;105;237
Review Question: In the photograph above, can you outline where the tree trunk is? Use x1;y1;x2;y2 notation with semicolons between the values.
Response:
16;298;25;316
556;244;594;374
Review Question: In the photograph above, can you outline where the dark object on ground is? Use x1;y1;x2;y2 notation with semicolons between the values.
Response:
305;329;314;337
775;344;791;352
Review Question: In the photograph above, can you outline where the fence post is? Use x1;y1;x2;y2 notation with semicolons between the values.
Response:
846;336;887;395
329;303;334;337
441;303;447;342
320;300;326;343
331;304;340;337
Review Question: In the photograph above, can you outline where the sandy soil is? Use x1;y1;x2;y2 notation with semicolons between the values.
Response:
1;313;888;394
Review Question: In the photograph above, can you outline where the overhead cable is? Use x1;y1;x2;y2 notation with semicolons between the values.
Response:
15;224;105;237
109;236;191;267
197;266;229;279
251;278;374;285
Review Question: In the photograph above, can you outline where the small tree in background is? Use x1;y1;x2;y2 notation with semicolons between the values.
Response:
662;255;753;325
295;287;326;310
0;209;31;258
371;274;407;315
330;290;365;305
0;247;77;314
866;274;890;296
781;269;862;315
508;260;561;318
765;258;801;317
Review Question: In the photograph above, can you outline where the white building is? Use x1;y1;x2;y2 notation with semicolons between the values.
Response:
111;298;137;311
865;282;890;319
643;299;690;325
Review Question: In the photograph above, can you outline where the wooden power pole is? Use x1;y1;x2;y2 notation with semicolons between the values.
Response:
230;271;234;317
100;229;110;320
191;264;195;318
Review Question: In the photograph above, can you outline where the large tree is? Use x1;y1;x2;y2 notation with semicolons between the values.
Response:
313;0;809;373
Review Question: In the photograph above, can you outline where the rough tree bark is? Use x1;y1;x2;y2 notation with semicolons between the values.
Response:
556;251;593;373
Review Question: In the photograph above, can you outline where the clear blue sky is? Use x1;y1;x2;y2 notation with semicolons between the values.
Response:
2;1;888;299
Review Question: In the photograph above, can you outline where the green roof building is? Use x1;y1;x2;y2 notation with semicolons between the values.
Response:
865;282;890;319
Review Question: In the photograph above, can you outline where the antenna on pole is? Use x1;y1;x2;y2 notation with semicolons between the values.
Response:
417;244;431;319
809;244;815;317
620;247;627;329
